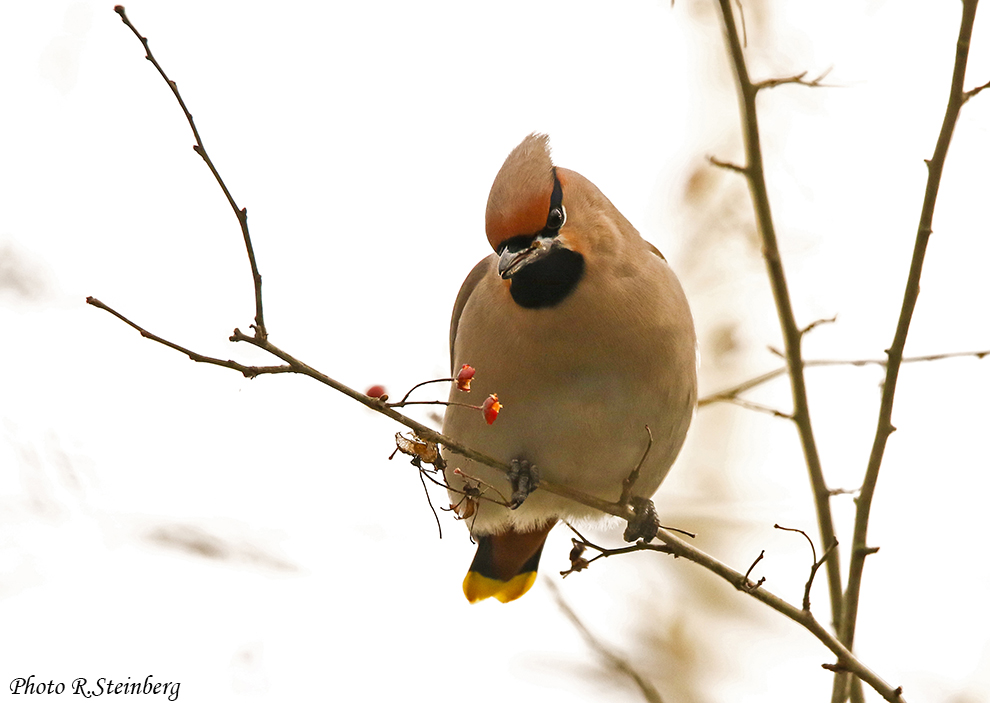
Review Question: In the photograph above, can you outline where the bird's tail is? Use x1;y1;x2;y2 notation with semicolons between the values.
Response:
462;521;557;603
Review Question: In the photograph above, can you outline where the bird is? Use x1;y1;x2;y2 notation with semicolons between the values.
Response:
441;133;697;603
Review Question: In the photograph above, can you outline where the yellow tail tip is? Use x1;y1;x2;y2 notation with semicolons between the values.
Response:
463;570;538;603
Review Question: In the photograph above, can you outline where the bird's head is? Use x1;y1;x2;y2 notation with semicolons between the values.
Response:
484;133;586;309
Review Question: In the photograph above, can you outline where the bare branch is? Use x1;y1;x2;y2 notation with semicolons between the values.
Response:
707;154;748;174
113;5;267;339
417;468;442;539
881;349;989;363
699;349;990;408
775;524;838;612
963;76;990;102
86;297;289;378
722;397;792;419
775;523;816;556
619;425;654;505
714;0;843;625
837;6;982;701
392;377;456;405
800;315;837;337
742;549;766;592
699;367;787;407
754;67;834;91
560;524;675;577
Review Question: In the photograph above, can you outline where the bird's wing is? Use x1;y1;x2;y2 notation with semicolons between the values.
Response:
448;254;495;373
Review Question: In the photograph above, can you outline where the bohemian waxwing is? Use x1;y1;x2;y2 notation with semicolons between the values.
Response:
442;134;697;603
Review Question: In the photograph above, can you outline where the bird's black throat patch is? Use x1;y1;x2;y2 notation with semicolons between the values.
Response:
508;247;585;308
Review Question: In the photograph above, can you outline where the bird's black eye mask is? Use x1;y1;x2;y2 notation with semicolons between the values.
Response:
498;169;566;255
545;170;566;230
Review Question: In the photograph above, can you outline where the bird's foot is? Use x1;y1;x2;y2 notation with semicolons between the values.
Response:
623;497;659;543
508;459;540;509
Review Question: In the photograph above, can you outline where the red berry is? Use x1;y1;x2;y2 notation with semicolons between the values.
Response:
482;394;502;425
456;364;476;391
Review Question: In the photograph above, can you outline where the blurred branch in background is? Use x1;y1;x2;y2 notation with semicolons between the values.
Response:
547;578;666;703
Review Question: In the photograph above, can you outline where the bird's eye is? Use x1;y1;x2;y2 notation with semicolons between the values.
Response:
546;206;566;230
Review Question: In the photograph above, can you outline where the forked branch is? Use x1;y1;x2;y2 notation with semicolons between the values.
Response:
114;5;266;339
753;67;833;91
562;525;905;703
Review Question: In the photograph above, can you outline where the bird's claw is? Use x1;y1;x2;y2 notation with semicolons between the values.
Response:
623;497;659;542
508;459;540;509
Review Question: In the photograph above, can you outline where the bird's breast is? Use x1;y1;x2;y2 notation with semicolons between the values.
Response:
443;255;696;499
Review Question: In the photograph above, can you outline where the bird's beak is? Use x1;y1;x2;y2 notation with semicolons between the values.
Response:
498;237;555;279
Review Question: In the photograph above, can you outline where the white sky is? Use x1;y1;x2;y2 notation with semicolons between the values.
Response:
2;1;989;702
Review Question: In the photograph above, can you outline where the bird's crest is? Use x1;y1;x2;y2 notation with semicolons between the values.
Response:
485;133;556;252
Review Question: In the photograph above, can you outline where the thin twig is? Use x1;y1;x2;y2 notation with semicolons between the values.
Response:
742;550;766;592
835;5;983;703
800;315;838;337
774;524;837;612
113;5;267;339
699;367;787;407
707;154;748;174
387;399;483;411
619;426;654;505
714;0;843;628
418;469;442;539
698;349;990;408
86;297;289;378
448;467;516;508
774;523;817;560
393;376;456;405
722;397;792;419
754;67;833;91
963;76;990;102
805;539;838;612
560;525;674;576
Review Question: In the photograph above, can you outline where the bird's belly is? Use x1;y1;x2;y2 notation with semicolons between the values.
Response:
497;370;682;496
443;355;690;508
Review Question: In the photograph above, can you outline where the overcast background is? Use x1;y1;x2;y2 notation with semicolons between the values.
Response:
2;1;989;702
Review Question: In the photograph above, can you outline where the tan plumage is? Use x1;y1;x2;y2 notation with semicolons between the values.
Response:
442;134;697;603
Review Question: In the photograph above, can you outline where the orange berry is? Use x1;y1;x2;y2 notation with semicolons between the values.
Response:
482;394;502;425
